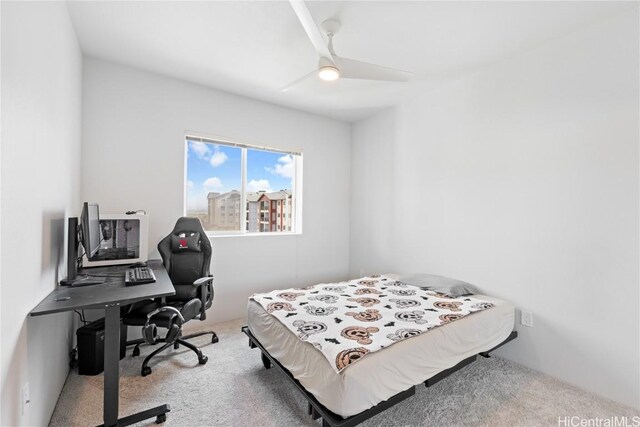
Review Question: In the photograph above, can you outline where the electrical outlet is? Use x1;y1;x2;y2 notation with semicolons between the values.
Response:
22;382;30;415
521;311;533;328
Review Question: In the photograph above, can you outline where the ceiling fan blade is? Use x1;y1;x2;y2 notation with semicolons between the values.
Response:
289;0;335;65
335;57;412;82
282;69;318;92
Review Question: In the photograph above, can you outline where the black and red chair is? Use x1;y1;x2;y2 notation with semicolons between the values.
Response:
124;217;218;376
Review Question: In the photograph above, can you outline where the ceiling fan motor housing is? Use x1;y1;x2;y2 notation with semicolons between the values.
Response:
318;56;336;69
321;19;341;36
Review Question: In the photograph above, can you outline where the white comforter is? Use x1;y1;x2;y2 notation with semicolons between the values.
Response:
250;274;495;373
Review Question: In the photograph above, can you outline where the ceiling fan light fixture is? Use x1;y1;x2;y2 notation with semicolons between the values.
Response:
318;65;340;81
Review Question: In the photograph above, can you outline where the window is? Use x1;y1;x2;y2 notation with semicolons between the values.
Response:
185;135;302;234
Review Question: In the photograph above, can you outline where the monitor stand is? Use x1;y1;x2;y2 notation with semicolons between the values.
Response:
60;217;104;287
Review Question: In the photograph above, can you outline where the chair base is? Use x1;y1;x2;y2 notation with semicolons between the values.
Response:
126;330;218;377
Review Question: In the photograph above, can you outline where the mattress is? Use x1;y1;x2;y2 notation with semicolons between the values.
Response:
247;293;515;418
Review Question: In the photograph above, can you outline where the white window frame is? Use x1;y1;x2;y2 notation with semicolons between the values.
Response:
184;132;303;236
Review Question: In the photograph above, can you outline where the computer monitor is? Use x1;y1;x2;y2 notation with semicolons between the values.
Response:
82;213;149;267
62;202;103;286
81;202;101;260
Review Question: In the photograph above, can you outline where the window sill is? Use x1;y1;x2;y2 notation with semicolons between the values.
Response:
207;231;302;238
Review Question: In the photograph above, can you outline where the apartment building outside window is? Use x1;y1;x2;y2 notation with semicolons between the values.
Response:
184;134;302;234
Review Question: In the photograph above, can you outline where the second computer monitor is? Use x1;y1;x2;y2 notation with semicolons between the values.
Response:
81;202;101;260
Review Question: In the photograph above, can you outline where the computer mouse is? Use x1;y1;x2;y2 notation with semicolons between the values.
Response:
129;261;147;268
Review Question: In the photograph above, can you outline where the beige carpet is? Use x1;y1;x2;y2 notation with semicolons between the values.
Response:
49;318;638;426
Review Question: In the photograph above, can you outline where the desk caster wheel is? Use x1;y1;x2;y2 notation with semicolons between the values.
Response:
156;413;166;424
132;346;140;357
212;334;219;344
141;366;152;377
198;355;208;365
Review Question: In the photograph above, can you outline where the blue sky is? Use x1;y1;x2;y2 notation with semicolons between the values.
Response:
186;140;293;211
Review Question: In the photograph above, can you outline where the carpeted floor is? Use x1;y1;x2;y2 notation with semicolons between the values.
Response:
50;319;638;427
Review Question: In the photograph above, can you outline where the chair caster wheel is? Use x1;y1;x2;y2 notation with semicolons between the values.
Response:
156;413;166;424
198;355;208;365
132;347;140;357
174;342;180;350
212;335;219;344
141;366;152;377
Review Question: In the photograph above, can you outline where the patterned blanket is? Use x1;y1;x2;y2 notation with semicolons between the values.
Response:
250;275;495;373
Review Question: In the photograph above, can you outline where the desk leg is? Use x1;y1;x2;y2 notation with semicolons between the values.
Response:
98;305;171;427
103;305;120;426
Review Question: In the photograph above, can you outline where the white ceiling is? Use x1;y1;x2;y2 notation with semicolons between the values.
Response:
66;1;632;122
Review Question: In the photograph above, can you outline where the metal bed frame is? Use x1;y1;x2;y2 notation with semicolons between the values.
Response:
242;326;517;427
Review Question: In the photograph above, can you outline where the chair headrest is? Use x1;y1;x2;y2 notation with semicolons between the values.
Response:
171;217;206;236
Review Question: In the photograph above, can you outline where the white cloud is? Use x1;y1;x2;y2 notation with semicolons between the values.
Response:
188;141;228;168
209;149;228;167
203;177;223;190
190;141;210;159
187;180;194;189
266;154;294;179
247;179;272;192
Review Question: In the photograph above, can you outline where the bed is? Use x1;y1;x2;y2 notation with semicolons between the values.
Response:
243;275;517;426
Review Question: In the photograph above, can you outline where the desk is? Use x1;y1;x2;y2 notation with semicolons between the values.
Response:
31;260;175;426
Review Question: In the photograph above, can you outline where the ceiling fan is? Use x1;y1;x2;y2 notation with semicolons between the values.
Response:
284;0;412;91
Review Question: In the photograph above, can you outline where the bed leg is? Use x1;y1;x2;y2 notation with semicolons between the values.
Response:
321;418;331;427
308;403;321;420
261;352;272;369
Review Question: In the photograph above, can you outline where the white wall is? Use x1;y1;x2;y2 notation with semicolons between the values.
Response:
349;110;396;276
351;8;639;409
1;2;82;425
81;58;351;325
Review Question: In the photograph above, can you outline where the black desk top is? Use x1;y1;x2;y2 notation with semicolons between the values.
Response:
30;260;175;316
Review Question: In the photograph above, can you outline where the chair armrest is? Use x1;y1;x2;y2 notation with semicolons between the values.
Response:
192;276;214;287
192;276;214;321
